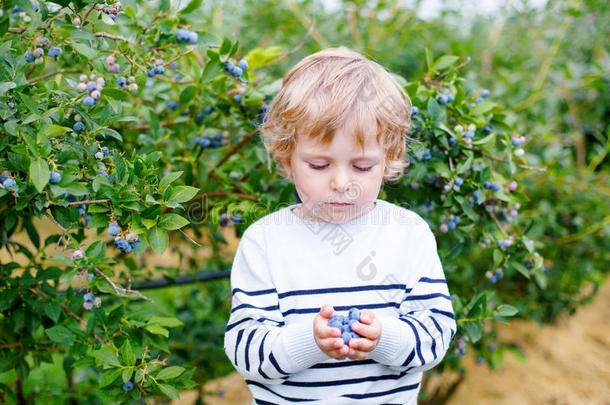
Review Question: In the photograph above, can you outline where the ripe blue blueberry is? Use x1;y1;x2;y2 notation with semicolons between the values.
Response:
474;97;484;104
48;47;62;58
219;213;229;227
7;102;15;110
116;76;126;87
83;96;95;107
233;95;242;103
114;237;132;253
101;146;109;156
480;89;490;98
447;220;456;230
524;260;532;269
84;292;95;302
463;131;474;139
204;106;213;114
107;221;120;236
168;101;179;111
476;356;484;364
187;31;198;44
3;178;17;188
488;275;497;284
511;138;523;146
231;66;243;77
24;52;35;63
422;149;431;161
129;239;141;250
482;124;492;134
437;94;448;104
154;65;165;75
238;59;248;71
73;121;85;132
454;216;461;224
176;29;189;42
147;69;156;78
455;177;463;186
32;48;44;58
84;215;92;227
491;182;501;191
11;6;24;13
459;348;466;355
483;181;491;189
231;214;242;223
86;272;94;281
173;73;181;81
122;381;134;392
224;60;234;73
449;136;458;147
87;81;97;92
196;112;205;122
49;172;62;184
411;106;419;117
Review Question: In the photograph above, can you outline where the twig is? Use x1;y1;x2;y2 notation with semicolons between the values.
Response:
268;16;316;65
83;1;98;23
487;210;508;237
67;199;110;206
27;69;80;84
471;146;547;172
45;212;71;249
178;229;202;247
165;47;195;66
95;32;130;42
92;267;153;302
8;27;26;34
214;127;260;169
30;287;105;343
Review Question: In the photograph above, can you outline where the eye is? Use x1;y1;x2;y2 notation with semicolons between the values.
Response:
309;164;328;170
354;166;372;172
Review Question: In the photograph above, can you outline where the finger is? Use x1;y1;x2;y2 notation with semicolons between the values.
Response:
348;337;376;353
359;309;374;324
346;346;369;360
320;337;346;353
317;326;341;339
350;322;378;340
319;305;335;318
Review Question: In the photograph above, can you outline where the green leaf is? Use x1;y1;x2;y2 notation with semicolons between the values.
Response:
30;159;50;193
463;322;482;343
72;42;97;59
158;383;180;399
103;88;129;101
148;227;168;256
0;81;16;96
495;304;519;317
93;349;122;368
43;301;61;322
427;97;441;122
219;37;231;55
156;366;185;380
433;55;459;71
158;213;190;230
179;0;202;14
168;186;198;203
52;255;74;266
470;101;496;116
158;171;183;194
120;340;136;366
99;368;123;388
179;85;197;105
148;316;184;328
145;324;169;337
201;59;221;83
46;325;75;345
42;124;68;138
85;240;106;260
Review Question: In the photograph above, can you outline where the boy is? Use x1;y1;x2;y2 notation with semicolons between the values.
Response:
224;47;456;404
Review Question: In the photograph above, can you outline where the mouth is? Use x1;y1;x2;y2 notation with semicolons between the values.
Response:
328;202;353;206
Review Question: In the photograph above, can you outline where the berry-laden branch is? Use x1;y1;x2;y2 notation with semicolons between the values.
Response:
30;286;105;344
92;267;154;303
83;1;99;23
213;127;260;169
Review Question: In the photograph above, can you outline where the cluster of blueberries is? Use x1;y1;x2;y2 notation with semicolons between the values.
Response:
511;133;526;147
11;1;39;13
196;106;214;123
219;213;243;227
470;88;491;106
485;268;504;283
83;291;102;310
99;0;123;20
328;308;363;345
195;133;223;148
455;338;466;356
483;181;501;191
95;145;110;161
23;36;62;63
496;237;514;251
439;214;461;233
114;232;141;254
223;59;248;78
437;92;454;105
76;73;106;107
175;28;198;44
0;175;17;189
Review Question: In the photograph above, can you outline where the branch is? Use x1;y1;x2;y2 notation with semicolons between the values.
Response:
30;286;105;344
487;210;508;238
93;267;154;302
83;1;98;23
27;69;81;84
67;199;110;206
214;127;260;169
45;211;71;249
471;146;547;172
94;32;130;42
178;228;202;247
8;27;26;34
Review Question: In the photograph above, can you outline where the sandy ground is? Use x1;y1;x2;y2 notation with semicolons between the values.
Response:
175;279;610;405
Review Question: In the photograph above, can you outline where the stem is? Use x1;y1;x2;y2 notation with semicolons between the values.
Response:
94;32;129;42
92;267;153;302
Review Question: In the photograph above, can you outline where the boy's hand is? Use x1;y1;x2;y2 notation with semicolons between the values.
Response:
346;309;381;360
313;305;349;360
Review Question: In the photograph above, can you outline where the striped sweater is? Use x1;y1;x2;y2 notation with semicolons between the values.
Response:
224;199;457;404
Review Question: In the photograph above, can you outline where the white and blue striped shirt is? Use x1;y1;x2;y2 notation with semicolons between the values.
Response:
224;199;457;404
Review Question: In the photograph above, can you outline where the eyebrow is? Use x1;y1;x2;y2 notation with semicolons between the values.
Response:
301;153;380;162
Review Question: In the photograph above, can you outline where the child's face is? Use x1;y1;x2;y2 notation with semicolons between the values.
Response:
285;127;386;223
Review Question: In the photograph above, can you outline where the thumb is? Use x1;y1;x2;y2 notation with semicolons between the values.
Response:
320;305;334;318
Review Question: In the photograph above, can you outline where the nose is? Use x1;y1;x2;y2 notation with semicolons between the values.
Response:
329;167;351;193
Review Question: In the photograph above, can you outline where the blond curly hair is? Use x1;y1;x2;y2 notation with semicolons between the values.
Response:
259;46;412;183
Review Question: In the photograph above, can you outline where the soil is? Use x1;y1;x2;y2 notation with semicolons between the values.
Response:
175;278;610;405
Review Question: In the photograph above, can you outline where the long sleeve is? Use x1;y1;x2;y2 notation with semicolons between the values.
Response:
368;223;456;373
223;226;329;385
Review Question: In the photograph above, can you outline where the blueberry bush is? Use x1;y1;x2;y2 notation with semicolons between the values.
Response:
1;0;608;404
